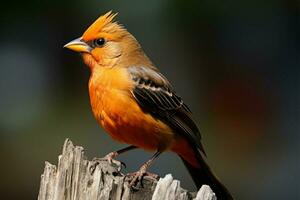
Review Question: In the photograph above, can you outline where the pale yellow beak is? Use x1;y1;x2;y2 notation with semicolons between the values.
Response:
64;37;92;53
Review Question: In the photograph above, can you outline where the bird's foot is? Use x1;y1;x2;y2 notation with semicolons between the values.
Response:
126;165;159;190
103;152;126;170
89;152;126;174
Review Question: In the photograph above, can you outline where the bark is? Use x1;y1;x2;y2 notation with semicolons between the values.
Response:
38;139;216;200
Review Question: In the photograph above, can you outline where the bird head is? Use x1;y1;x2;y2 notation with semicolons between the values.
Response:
64;11;148;68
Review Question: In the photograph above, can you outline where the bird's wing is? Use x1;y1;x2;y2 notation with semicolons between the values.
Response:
128;66;206;155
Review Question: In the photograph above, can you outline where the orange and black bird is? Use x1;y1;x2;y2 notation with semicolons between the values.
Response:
64;11;233;199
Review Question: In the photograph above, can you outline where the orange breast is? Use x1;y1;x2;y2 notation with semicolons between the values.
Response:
89;67;174;151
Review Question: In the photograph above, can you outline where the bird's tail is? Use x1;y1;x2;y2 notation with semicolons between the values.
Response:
180;155;233;200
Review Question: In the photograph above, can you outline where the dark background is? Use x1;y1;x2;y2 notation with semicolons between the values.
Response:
0;0;299;199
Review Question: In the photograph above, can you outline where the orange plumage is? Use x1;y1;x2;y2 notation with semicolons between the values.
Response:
88;66;174;151
64;11;233;199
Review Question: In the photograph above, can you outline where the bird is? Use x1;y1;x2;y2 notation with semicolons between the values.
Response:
64;11;233;199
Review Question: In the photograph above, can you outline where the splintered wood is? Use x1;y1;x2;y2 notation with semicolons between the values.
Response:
38;139;216;200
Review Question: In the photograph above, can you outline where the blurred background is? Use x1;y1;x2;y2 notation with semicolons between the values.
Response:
0;0;299;199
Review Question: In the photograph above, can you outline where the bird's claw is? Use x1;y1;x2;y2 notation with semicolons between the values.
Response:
89;153;126;175
104;152;126;170
126;167;159;190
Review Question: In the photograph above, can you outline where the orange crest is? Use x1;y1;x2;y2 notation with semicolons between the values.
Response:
82;11;125;41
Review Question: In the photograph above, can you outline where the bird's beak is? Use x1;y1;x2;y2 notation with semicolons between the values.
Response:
64;37;92;53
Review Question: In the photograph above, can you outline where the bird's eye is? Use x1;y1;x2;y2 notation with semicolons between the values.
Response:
94;38;106;47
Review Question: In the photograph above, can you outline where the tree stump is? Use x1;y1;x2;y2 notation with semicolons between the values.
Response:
38;139;216;200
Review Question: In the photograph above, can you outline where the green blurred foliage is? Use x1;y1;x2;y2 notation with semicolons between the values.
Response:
0;0;299;199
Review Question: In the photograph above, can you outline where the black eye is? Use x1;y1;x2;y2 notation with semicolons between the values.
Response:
94;38;105;47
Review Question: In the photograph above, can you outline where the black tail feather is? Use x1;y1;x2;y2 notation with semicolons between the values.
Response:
181;156;233;200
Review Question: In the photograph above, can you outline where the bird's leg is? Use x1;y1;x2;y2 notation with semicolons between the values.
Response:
91;145;137;173
127;151;161;189
103;145;137;168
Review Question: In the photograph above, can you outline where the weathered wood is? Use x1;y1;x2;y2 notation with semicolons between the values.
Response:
38;139;216;200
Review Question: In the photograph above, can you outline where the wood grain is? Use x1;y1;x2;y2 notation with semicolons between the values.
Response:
38;139;216;200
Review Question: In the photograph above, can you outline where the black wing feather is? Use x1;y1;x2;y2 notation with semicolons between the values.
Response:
129;66;206;155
